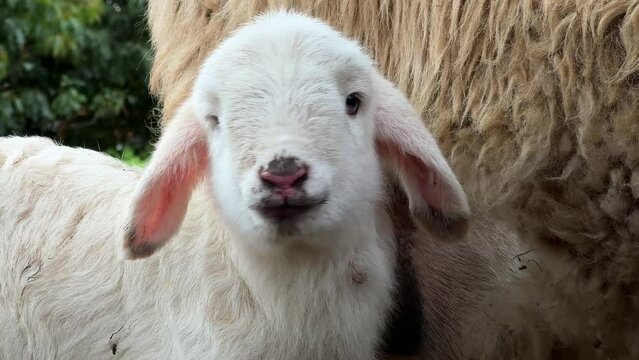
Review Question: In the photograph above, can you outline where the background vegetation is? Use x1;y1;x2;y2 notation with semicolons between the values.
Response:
0;0;155;165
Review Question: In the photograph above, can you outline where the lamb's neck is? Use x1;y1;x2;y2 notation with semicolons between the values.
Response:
228;212;387;303
146;186;391;317
127;187;394;357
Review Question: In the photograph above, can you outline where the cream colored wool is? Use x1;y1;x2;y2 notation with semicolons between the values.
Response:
146;0;639;358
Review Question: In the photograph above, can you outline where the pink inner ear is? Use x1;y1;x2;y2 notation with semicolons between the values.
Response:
376;139;446;210
134;185;175;244
126;119;209;258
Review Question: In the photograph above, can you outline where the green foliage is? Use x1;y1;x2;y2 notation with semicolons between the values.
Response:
106;143;150;167
0;0;155;161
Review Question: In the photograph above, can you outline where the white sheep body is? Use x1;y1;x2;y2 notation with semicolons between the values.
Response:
0;11;470;360
0;135;394;359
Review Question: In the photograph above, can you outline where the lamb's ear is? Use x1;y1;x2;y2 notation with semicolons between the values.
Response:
122;104;209;259
373;73;470;240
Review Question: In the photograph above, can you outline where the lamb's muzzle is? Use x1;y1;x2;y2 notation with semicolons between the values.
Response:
255;157;321;222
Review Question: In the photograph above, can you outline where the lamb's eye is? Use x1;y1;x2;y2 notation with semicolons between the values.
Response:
345;93;361;116
206;114;219;125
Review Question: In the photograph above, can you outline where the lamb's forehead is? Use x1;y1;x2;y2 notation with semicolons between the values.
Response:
202;11;374;87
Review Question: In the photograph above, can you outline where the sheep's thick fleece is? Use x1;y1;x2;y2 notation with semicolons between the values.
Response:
0;137;157;359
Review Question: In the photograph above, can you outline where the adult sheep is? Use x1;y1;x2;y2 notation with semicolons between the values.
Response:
0;11;477;360
147;0;639;357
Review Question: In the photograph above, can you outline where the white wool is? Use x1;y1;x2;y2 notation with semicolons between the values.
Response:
0;11;469;360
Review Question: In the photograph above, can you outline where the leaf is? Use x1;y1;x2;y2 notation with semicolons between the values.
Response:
51;88;87;118
0;46;8;80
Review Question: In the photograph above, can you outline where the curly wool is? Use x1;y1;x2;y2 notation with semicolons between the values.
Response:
146;0;639;358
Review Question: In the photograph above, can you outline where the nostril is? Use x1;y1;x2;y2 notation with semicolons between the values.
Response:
260;166;308;189
294;170;308;186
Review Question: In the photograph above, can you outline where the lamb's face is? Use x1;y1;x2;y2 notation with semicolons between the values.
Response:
123;11;468;261
193;14;383;248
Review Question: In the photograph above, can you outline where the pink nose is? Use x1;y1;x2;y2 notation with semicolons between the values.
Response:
260;167;307;189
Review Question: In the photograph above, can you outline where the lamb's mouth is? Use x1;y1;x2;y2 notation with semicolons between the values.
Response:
252;194;328;222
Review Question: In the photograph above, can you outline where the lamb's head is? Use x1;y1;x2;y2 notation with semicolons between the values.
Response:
122;11;470;259
192;13;389;247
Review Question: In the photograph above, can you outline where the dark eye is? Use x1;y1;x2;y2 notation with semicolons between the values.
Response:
345;93;361;116
206;114;219;125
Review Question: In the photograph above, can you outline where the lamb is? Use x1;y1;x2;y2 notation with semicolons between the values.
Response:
145;1;639;357
0;11;471;360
